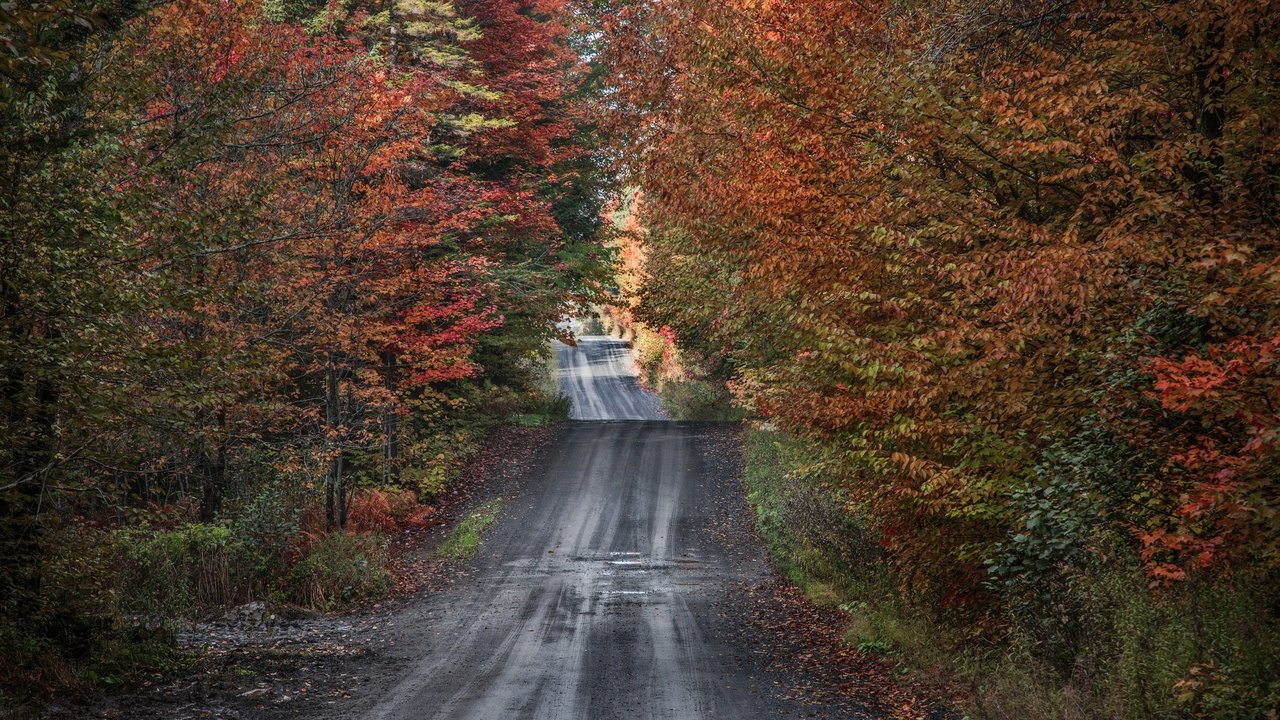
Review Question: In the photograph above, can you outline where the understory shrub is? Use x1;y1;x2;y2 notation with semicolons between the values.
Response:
511;353;572;425
743;430;877;602
117;522;255;617
231;482;302;579
284;531;392;611
973;566;1280;720
659;379;745;421
346;487;435;533
43;500;400;626
986;423;1158;672
1;522;193;706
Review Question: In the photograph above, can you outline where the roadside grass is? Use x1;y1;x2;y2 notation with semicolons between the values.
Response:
284;531;392;611
743;430;872;602
436;498;504;563
741;427;1280;720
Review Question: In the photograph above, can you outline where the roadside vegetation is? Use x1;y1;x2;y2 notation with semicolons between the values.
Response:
600;309;744;422
436;498;505;563
601;1;1280;718
596;201;746;422
1;0;598;712
743;429;1280;720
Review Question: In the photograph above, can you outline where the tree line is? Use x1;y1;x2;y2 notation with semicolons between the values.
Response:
1;0;604;699
602;0;1278;715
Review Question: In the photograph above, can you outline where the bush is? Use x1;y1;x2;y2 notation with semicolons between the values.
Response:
659;379;744;421
507;344;571;426
37;524;121;637
233;483;302;579
1;524;190;705
116;522;256;618
284;531;392;611
971;566;1280;720
402;412;486;500
402;374;562;498
985;423;1156;672
346;487;435;533
632;327;669;380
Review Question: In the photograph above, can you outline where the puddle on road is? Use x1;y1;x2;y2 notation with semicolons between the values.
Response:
567;551;709;574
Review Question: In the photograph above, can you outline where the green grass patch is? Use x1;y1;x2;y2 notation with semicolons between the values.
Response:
436;498;504;562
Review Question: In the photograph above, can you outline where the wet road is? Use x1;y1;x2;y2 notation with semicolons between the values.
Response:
350;336;841;719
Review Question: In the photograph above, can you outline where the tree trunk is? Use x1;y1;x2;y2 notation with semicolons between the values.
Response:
198;408;228;522
325;356;342;528
381;349;399;486
387;0;399;67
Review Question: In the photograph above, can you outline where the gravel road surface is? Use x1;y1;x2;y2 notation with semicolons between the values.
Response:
334;336;860;720
49;337;931;720
556;336;667;421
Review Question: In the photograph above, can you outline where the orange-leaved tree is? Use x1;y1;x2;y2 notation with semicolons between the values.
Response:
602;0;1278;630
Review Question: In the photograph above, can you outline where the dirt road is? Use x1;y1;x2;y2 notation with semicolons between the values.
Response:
339;337;860;719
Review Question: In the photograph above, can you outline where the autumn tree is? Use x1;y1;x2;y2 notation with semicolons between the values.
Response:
1;0;148;619
1;0;606;674
602;0;1279;691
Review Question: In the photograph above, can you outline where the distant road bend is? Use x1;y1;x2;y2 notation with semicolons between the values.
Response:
349;335;842;720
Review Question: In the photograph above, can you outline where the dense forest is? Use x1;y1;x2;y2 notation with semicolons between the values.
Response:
3;0;1278;718
2;0;607;704
601;0;1279;717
